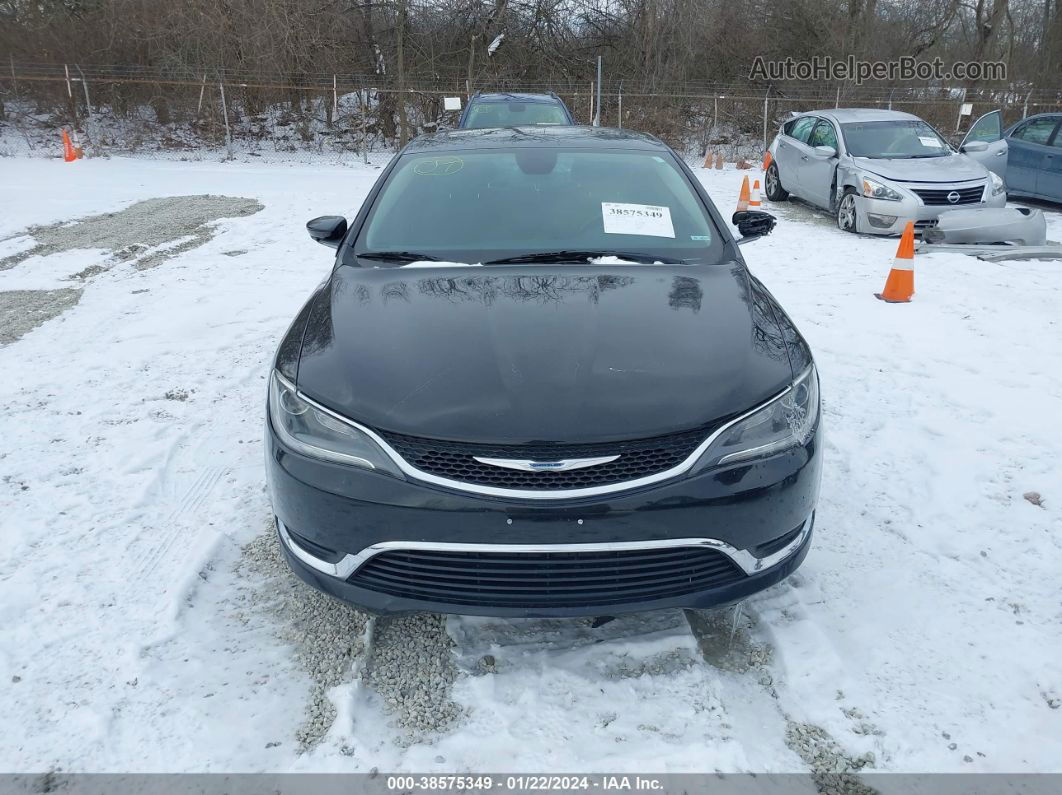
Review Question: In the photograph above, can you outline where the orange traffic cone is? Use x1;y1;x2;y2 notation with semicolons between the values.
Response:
715;152;723;170
750;179;762;208
763;151;773;172
72;130;85;159
62;130;77;162
876;221;916;303
735;176;751;213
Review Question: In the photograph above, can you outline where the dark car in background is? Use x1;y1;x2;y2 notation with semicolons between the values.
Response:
961;110;1062;203
266;126;821;618
458;91;575;129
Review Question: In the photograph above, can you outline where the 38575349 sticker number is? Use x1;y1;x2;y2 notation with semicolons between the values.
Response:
601;202;675;238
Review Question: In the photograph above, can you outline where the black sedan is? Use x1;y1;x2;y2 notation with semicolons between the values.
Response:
266;126;821;617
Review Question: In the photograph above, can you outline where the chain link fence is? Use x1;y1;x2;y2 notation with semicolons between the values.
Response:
3;61;1062;166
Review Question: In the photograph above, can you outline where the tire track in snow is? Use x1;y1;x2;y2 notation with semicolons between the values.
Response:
717;586;884;789
430;611;743;770
130;464;227;581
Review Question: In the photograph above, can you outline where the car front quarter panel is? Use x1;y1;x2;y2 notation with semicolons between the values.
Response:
836;159;862;207
274;292;321;382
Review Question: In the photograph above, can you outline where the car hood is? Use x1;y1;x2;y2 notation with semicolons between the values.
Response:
853;154;988;183
295;263;795;444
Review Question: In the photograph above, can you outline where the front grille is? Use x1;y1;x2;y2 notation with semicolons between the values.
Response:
377;426;714;490
911;186;984;206
350;546;746;607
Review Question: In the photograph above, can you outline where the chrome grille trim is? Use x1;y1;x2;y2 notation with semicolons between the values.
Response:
277;515;813;580
286;374;795;500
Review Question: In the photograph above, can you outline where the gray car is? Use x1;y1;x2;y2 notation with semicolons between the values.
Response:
766;109;1007;235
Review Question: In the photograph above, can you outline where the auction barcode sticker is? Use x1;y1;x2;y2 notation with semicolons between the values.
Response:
601;202;675;238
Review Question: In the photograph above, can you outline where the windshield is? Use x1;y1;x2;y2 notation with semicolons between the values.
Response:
464;102;569;129
841;120;951;158
355;148;724;265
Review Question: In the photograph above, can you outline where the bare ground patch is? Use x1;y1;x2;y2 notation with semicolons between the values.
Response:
0;288;82;345
239;524;464;751
240;527;370;751
0;195;263;272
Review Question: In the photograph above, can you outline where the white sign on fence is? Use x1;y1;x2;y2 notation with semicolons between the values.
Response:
443;97;463;111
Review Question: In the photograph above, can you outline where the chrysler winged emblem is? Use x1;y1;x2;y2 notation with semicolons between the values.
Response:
473;454;620;472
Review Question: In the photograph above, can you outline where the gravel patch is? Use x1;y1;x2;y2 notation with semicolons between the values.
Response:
239;525;465;750
784;720;878;795
363;613;463;741
0;288;82;345
604;647;699;679
0;195;263;272
70;264;109;280
240;526;370;751
684;605;773;675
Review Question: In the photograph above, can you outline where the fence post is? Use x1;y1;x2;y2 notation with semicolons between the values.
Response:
835;85;840;108
593;55;602;127
333;74;339;122
589;81;594;122
64;64;77;122
361;90;369;165
887;88;894;111
954;87;967;132
219;76;232;159
74;64;91;116
1022;88;1033;119
762;86;771;156
617;81;623;128
194;74;207;116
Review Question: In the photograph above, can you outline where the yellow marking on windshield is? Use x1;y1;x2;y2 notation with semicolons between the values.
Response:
414;156;465;176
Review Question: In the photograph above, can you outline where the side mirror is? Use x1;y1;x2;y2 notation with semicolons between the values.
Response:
813;145;837;159
732;210;777;242
962;140;989;153
306;215;348;249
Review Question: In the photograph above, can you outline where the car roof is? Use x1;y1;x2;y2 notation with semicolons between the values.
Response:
799;108;924;123
471;92;562;104
404;125;669;153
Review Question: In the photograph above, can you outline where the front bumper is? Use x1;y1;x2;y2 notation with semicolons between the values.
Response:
265;419;821;618
857;188;1006;236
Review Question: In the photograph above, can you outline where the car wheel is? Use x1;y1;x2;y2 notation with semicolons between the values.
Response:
836;188;860;234
764;163;789;201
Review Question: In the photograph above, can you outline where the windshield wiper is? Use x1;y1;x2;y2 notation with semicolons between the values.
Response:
484;250;672;265
356;251;442;263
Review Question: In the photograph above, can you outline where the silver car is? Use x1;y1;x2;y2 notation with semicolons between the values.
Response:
766;109;1007;235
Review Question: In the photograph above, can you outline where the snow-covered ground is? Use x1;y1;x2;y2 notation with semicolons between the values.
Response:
0;155;1059;776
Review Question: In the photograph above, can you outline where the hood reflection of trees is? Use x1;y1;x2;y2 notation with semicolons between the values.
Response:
412;274;635;305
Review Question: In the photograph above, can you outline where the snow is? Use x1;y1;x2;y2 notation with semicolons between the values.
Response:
400;261;483;268
0;155;1060;774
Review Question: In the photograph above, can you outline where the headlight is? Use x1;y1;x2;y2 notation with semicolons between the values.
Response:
862;177;902;202
694;366;819;470
269;372;402;476
989;171;1006;196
